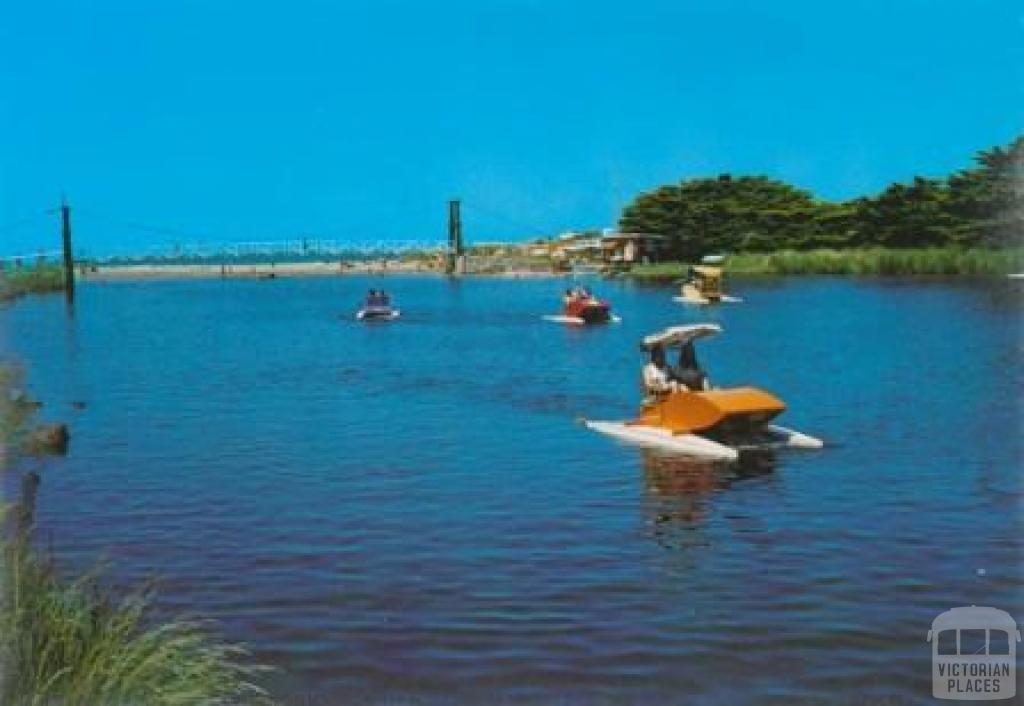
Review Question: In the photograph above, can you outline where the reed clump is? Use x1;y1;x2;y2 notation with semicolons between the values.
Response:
0;266;66;302
0;534;275;706
626;247;1024;279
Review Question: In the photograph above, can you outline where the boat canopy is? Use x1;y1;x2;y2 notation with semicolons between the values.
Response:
701;254;726;264
641;323;721;350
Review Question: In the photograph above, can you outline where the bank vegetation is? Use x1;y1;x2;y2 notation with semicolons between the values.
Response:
0;365;275;706
619;136;1022;274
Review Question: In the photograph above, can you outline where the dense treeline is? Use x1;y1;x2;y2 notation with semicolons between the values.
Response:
618;137;1022;259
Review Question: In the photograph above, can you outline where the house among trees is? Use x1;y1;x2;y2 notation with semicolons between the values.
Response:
543;231;603;262
600;231;669;265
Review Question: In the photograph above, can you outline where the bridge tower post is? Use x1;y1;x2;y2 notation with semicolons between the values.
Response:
446;199;464;275
60;197;75;303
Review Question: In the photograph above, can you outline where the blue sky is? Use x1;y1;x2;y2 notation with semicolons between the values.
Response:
1;0;1021;255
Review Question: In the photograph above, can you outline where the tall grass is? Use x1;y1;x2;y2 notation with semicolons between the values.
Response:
0;533;274;706
626;247;1024;279
0;266;66;302
0;363;276;706
728;247;1024;275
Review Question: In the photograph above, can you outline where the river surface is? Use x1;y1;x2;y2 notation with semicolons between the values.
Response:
2;275;1021;704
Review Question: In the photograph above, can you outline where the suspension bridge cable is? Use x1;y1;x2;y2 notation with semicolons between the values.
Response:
465;201;551;237
73;206;217;241
0;209;56;235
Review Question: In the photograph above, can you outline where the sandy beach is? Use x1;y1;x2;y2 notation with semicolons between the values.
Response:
81;260;564;281
83;260;437;281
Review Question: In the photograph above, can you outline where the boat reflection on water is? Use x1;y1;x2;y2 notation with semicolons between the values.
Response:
641;449;776;549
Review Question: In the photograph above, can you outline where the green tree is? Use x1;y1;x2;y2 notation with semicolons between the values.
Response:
851;177;954;247
618;136;1022;255
619;175;828;258
945;137;1023;247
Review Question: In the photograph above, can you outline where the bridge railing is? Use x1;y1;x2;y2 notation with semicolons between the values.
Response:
0;250;64;270
84;239;450;262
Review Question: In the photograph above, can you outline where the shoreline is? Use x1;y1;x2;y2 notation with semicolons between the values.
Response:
80;261;566;282
25;245;1022;286
624;247;1024;279
85;261;431;281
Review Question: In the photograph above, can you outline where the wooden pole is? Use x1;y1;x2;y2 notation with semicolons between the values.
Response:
447;199;462;274
61;198;75;303
449;199;462;255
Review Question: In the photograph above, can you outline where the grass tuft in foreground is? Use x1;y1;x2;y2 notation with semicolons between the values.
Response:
0;532;275;706
0;361;276;706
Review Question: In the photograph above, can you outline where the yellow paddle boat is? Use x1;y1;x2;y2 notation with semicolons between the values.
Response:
674;255;741;305
585;324;822;461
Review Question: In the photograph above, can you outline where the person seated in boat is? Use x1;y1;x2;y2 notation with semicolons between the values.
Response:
378;291;390;307
685;266;703;290
642;346;679;402
671;341;710;391
564;288;576;306
365;289;378;307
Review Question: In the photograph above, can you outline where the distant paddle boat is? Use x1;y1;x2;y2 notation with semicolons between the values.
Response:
674;255;742;305
544;286;621;325
585;324;822;461
356;290;400;321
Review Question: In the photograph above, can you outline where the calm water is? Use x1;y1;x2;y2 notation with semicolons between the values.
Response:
2;275;1022;704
